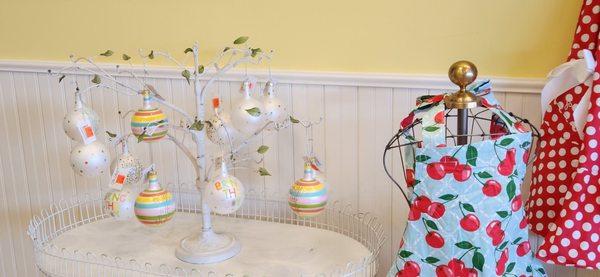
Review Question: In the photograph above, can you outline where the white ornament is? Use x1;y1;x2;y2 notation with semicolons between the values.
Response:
110;145;143;186
206;97;239;145
231;80;264;135
262;80;287;124
104;188;135;220
204;163;245;215
70;141;110;177
63;93;100;143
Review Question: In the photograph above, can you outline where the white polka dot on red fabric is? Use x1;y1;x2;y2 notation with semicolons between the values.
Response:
587;126;597;135
586;204;596;213
539;249;547;257
573;230;582;239
592;233;599;242
584;223;593;231
570;249;580;258
562;237;571;246
574;183;583;192
576;212;584;221
550;245;559;253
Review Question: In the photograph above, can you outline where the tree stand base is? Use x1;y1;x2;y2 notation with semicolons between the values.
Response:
175;231;241;264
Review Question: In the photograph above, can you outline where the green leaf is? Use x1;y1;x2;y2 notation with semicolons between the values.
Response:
415;155;430;162
99;50;114;57
439;194;457;201
148;50;155;59
521;141;531;148
424;256;440;264
257;145;269;154
91;74;101;84
258;167;271;176
136;131;146;143
507;179;516;201
497;211;510;218
476;171;492;179
499;138;514;147
184;47;193;54
251;48;262;57
472;251;484;272
498;241;509;251
512;237;522;244
246;107;261;117
425;219;438;231
189;120;204;131
105;131;117;138
181;69;191;84
233;36;249;44
466;145;477;166
223;46;231;52
398;250;413;258
537;268;546;274
58;75;66;83
506;262;516;273
197;65;204;74
424;125;440;132
526;266;532;273
462;203;475;213
122;54;131;61
455;241;474;249
290;116;300;124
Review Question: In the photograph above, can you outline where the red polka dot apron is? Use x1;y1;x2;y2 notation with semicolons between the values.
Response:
389;91;546;277
527;0;600;269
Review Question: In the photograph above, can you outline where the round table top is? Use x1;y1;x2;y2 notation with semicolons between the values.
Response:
50;213;371;276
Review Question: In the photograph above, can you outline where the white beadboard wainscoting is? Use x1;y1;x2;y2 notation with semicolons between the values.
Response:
0;60;597;277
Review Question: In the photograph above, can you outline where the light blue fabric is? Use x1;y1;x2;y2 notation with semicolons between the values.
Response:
389;92;546;277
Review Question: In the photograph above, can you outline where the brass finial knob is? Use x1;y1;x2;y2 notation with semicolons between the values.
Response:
445;60;480;109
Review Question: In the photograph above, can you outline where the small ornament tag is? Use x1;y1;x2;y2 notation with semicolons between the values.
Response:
77;118;96;144
110;167;129;191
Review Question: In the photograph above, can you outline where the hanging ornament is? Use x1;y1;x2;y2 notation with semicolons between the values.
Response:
231;79;264;135
206;97;239;145
104;188;135;220
70;141;110;177
262;80;287;124
130;90;169;142
288;162;328;217
204;162;245;215
63;92;100;144
134;170;176;226
109;143;143;188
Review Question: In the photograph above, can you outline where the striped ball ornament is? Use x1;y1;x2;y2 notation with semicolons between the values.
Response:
134;171;175;226
130;91;169;142
288;163;327;217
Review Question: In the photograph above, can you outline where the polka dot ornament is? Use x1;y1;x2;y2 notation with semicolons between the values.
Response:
530;0;600;269
134;171;175;226
70;141;110;177
110;148;143;186
206;97;239;145
262;80;287;125
63;94;100;143
131;91;169;142
288;163;327;217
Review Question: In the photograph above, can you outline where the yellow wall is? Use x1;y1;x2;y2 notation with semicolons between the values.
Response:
0;0;580;77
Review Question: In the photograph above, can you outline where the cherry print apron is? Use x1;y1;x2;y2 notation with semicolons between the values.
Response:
389;91;546;277
528;0;600;269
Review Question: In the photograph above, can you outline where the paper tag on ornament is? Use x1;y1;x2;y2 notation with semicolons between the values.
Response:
145;124;158;136
109;167;129;191
77;118;96;144
141;164;155;182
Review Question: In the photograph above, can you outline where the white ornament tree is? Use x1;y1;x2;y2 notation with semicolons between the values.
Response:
53;37;296;264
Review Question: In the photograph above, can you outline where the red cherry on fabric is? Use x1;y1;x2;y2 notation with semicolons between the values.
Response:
406;169;416;187
486;220;501;236
519;216;528;229
517;241;531;257
435;265;454;277
403;261;421;276
413;196;432;212
466;268;478;277
453;164;472;182
515;121;527;132
427;163;446;180
460;214;480;232
427;202;446;219
408;205;421;221
495;262;506;276
440;156;459;173
523;150;530;164
426;231;445;248
448;258;465;275
482;180;501;197
511;194;522;212
507;148;516;164
396;269;405;277
499;248;509;263
492;230;505;246
434;111;445;124
497;159;514;176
